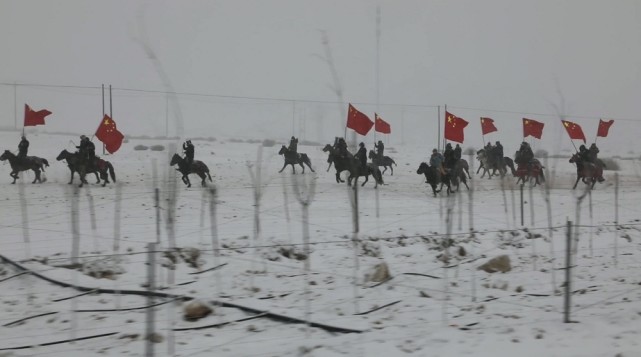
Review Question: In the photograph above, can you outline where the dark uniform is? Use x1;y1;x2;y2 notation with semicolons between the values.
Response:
355;142;367;169
374;140;384;162
76;135;96;168
335;138;348;158
494;141;504;166
183;140;195;166
18;136;29;162
453;144;462;161
578;145;590;163
443;143;455;169
430;149;445;179
587;143;599;164
289;136;298;153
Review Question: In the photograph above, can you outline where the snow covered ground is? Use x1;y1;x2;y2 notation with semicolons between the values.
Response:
1;131;640;357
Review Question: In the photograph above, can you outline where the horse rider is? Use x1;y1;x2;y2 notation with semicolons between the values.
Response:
288;136;298;154
335;137;348;159
183;140;195;166
17;135;29;164
374;140;384;163
516;141;534;173
453;143;462;161
430;148;445;181
578;144;590;163
355;142;367;170
494;141;504;166
587;143;605;182
443;143;456;170
76;135;96;169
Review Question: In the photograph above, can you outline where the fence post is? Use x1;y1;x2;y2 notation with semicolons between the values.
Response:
614;172;619;267
564;220;572;323
145;243;157;357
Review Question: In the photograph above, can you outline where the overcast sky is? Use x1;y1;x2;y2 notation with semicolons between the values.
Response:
1;0;640;153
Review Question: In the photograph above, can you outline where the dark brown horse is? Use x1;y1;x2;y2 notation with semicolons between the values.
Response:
322;144;383;187
569;153;604;189
417;162;452;196
449;159;470;192
0;150;48;184
170;153;212;187
277;145;314;174
368;150;397;175
56;149;116;187
514;159;545;186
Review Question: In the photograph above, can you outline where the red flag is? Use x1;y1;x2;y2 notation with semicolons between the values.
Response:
523;118;544;139
374;113;391;134
95;114;124;154
444;111;469;143
480;117;498;135
597;119;614;137
346;104;374;135
24;104;52;126
562;120;586;142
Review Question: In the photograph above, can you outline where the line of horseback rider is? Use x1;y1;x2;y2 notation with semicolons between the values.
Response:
576;142;604;182
327;137;386;171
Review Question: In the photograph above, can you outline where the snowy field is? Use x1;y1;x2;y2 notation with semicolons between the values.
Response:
1;131;640;357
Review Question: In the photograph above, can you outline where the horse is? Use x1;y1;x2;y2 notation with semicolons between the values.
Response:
170;153;213;187
277;145;314;174
417;162;452;196
0;150;48;184
514;159;545;186
476;149;509;179
368;150;397;175
56;150;116;187
449;159;470;192
346;163;384;188
569;153;604;189
322;144;382;187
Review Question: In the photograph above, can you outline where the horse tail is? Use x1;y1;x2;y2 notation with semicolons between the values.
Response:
373;167;384;185
392;159;397;166
207;167;213;182
107;162;116;182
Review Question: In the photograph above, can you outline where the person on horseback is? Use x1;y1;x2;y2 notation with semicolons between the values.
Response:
443;143;456;170
336;137;348;159
516;141;534;174
76;135;96;169
17;135;29;164
183;140;195;166
430;148;445;180
578;144;590;164
453;144;462;161
355;142;367;170
587;143;604;182
374;140;384;163
494;141;504;166
288;136;298;154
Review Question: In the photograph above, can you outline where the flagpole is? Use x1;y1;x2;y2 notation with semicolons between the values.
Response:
442;104;447;151
480;118;485;147
107;85;113;155
594;118;599;145
437;105;441;151
375;5;381;146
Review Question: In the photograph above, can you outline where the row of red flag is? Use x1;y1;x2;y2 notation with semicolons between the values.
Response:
346;104;391;135
24;103;125;153
446;111;614;143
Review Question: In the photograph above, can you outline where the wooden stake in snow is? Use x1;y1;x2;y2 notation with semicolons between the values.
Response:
18;179;31;260
292;173;317;336
467;153;476;302
614;172;619;267
209;187;222;300
564;220;572;323
247;146;267;286
348;177;361;314
145;243;157;357
70;185;80;266
529;184;537;271
542;167;558;295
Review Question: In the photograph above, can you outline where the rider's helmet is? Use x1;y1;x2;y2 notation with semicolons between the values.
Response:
579;144;587;151
359;142;365;147
291;136;295;140
496;141;500;145
446;143;452;149
432;148;438;153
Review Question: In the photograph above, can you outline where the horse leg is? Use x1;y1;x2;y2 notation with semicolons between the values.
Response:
382;166;387;175
361;174;368;187
278;162;288;173
94;172;100;184
298;163;304;174
572;176;580;189
185;175;192;188
305;160;315;173
69;170;75;184
291;163;296;174
390;165;393;176
10;172;17;184
200;173;207;187
33;169;40;184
